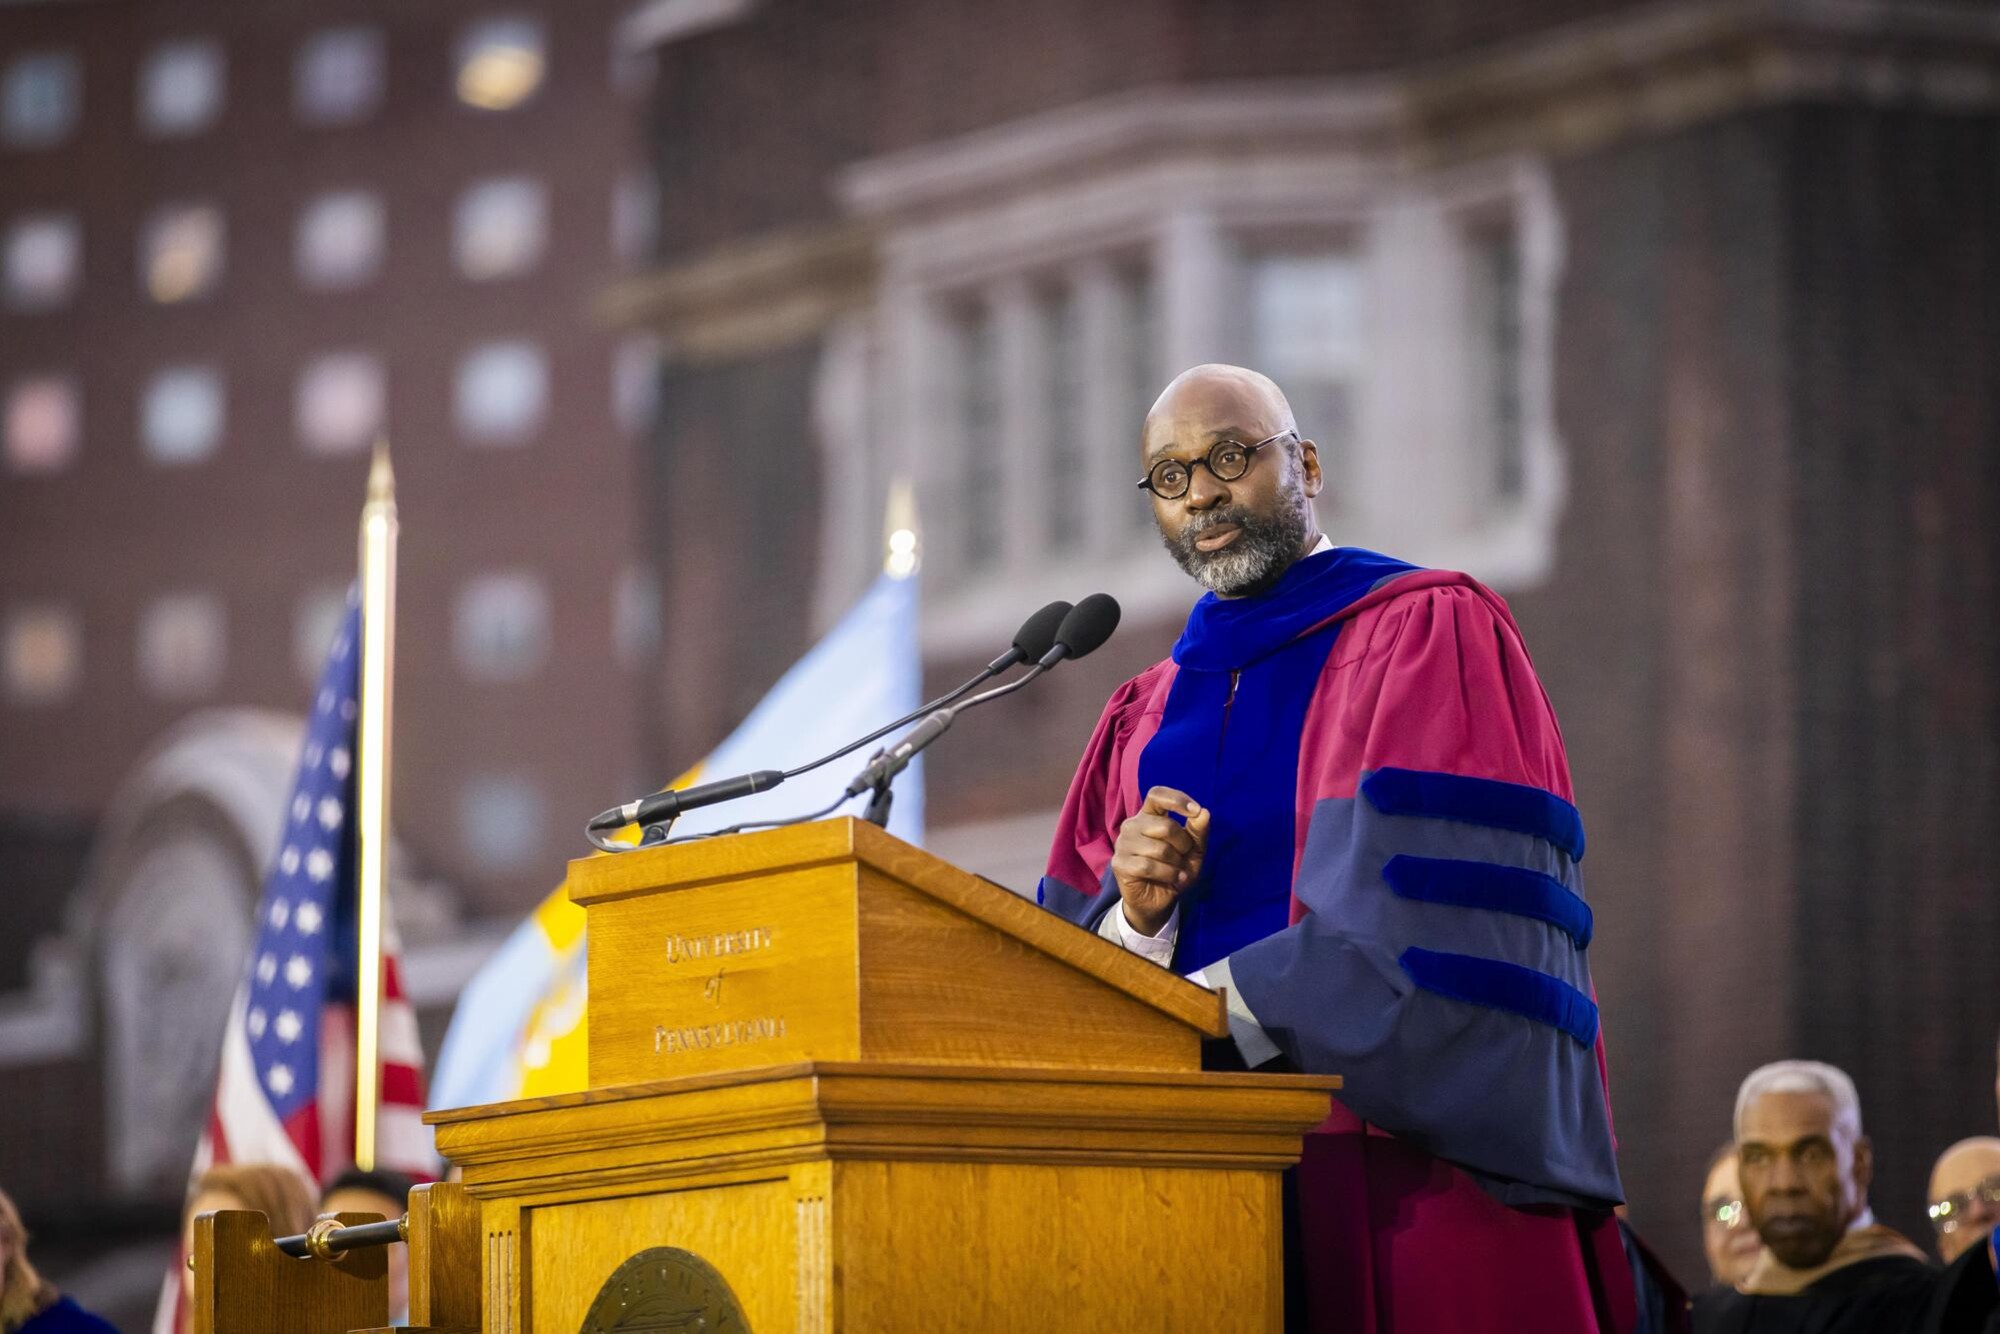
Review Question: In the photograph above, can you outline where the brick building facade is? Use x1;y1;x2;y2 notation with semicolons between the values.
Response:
0;2;654;1317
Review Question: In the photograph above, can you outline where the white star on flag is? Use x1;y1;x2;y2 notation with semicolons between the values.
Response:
266;1064;293;1096
295;901;323;935
291;794;310;824
329;747;351;780
305;849;333;884
279;846;300;875
274;1010;303;1044
256;953;277;985
269;899;290;930
317;797;343;831
304;742;324;769
246;1007;267;1038
317;687;334;713
284;954;312;989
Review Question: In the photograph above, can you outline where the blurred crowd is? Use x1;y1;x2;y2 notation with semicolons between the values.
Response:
1686;1052;2000;1333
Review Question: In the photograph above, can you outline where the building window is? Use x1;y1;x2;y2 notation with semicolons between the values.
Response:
2;605;81;706
138;40;224;138
142;367;224;466
830;98;1568;648
4;376;79;474
292;585;348;684
455;17;544;112
2;52;81;149
612;337;659;435
1038;281;1085;552
137;592;225;700
295;27;384;126
1245;248;1364;499
611;169;658;264
946;299;1002;577
296;190;384;290
296;353;384;455
4;214;80;310
458;774;545;872
454;572;550;682
453;177;546;281
612;565;661;669
1464;217;1526;504
455;341;547;446
140;203;225;304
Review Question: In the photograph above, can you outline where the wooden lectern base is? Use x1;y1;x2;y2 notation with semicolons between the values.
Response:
433;1059;1334;1333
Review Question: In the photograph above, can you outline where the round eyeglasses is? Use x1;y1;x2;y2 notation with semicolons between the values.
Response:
1929;1173;2000;1236
1703;1197;1746;1230
1137;430;1296;500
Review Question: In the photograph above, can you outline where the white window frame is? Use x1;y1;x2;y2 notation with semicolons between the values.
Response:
824;87;1566;652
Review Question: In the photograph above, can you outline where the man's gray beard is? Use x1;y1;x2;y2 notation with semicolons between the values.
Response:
1160;492;1314;596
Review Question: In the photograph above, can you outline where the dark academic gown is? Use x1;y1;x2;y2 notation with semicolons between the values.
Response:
1039;548;1637;1333
1692;1242;1999;1334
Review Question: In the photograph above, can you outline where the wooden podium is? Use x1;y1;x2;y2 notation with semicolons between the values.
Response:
426;818;1335;1332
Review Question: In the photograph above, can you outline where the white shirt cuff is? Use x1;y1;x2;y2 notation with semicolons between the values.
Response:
1194;958;1283;1068
1097;899;1179;966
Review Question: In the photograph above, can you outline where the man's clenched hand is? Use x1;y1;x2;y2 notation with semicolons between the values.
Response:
1111;786;1210;937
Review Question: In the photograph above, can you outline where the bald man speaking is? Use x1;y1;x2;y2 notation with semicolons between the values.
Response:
1037;366;1634;1332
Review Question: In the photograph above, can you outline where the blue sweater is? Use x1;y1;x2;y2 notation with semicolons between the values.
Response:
17;1295;120;1334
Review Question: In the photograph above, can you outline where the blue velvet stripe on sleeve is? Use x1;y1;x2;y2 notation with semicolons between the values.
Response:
1399;946;1601;1046
1361;767;1586;861
1381;854;1593;948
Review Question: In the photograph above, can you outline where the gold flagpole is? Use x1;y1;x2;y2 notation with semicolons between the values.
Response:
353;440;398;1170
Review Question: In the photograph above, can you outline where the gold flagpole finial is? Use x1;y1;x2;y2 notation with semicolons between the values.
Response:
366;437;395;505
883;477;919;579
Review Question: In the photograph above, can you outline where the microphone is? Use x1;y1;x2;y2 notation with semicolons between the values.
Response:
845;594;1121;799
990;598;1070;673
585;600;1074;836
1036;592;1121;667
590;768;787;833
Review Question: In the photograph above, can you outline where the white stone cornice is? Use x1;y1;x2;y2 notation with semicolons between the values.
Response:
840;0;2000;224
838;82;1403;221
617;0;758;53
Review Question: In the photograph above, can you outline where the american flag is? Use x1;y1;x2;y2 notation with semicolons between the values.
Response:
154;593;431;1332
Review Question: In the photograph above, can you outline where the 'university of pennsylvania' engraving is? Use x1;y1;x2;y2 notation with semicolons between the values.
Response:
654;1015;787;1055
665;925;773;965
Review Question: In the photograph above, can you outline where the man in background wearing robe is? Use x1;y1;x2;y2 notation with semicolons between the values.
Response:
1038;364;1638;1331
1694;1060;1997;1333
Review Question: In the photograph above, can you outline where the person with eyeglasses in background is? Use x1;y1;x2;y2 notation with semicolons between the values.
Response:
1928;1139;2000;1266
1702;1142;1764;1290
1694;1061;1998;1333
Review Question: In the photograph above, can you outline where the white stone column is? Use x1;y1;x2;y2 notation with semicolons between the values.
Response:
1159;208;1229;376
1073;258;1128;561
993;276;1040;578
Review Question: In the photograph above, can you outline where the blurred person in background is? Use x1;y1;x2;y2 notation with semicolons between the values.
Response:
1695;1061;1996;1333
0;1188;117;1334
177;1164;316;1332
1928;1139;2000;1265
319;1168;414;1322
1702;1142;1764;1290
